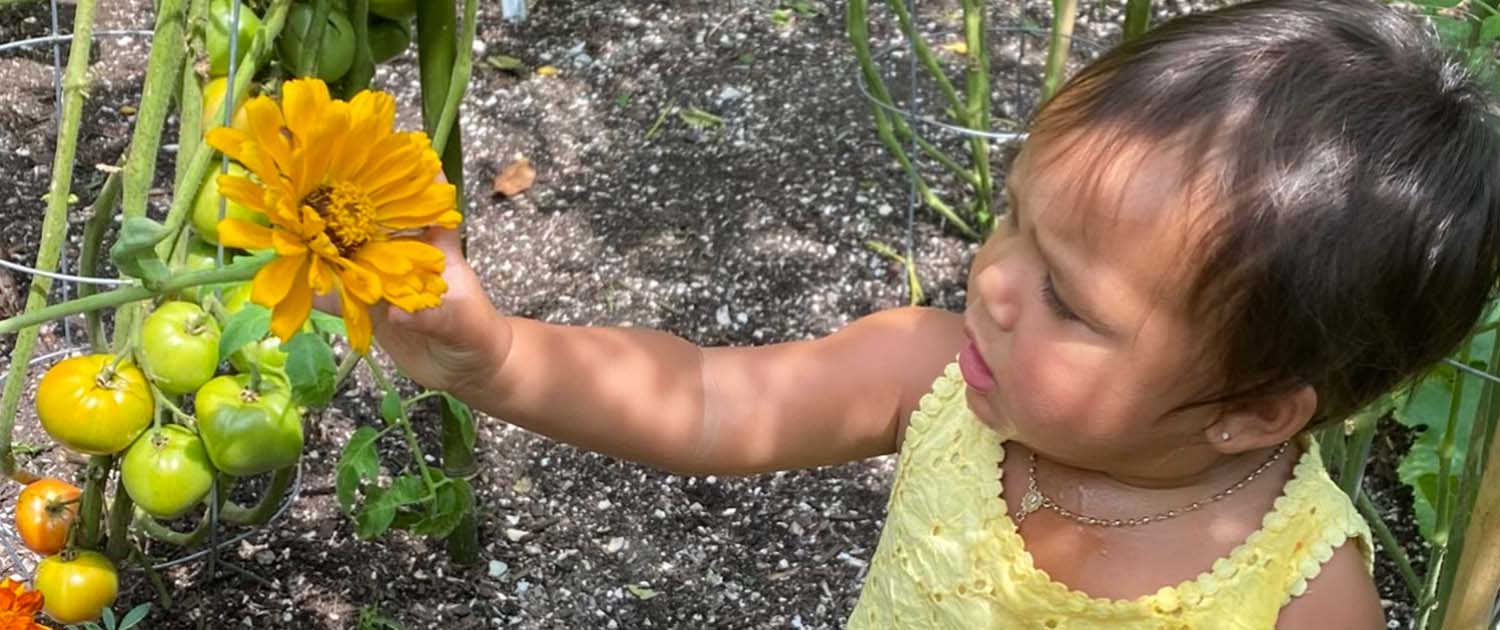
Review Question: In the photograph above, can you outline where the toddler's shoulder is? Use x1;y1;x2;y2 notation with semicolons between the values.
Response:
1274;539;1383;629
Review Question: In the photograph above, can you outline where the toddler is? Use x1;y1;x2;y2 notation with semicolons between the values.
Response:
369;0;1500;627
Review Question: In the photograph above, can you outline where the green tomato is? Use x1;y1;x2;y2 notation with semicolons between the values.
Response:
192;162;266;245
367;16;412;64
121;425;217;519
367;0;416;20
219;282;294;374
176;237;242;303
194;374;304;476
206;0;262;78
141;301;221;396
278;4;357;82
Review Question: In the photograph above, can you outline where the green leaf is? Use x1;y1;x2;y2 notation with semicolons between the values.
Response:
118;603;152;630
355;474;429;539
1480;15;1500;47
284;332;337;408
380;390;403;423
218;304;272;359
101;606;116;628
108;216;171;287
625;583;660;600
335;426;380;514
1398;426;1444;541
441;393;476;451
309;310;347;337
409;478;475;538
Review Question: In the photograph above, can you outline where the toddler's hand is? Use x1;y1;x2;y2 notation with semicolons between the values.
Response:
368;227;510;393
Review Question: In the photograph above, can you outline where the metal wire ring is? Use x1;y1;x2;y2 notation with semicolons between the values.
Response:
0;29;155;55
0;258;136;287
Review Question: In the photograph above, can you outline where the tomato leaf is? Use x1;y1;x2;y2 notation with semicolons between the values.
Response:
409;478;475;538
335;426;380;514
441;393;476;452
118;603;153;630
109;217;171;288
309;310;347;337
284;332;337;408
356;474;429;538
380;390;403;424
218;304;271;359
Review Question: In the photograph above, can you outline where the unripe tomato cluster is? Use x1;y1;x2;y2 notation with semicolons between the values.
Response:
204;0;415;86
21;285;306;623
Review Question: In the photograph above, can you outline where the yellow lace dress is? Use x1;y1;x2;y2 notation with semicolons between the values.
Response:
847;363;1372;630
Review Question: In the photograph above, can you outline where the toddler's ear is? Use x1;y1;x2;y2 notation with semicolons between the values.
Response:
1206;385;1317;454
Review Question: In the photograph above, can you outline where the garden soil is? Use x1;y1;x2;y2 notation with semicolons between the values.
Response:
0;0;1423;628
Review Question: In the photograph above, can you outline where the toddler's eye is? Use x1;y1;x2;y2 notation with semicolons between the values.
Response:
1040;275;1079;321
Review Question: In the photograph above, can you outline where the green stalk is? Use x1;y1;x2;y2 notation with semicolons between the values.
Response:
343;0;374;96
79;169;124;352
156;0;292;261
1358;491;1423;602
1433;340;1473;544
430;0;479;159
219;465;295;525
961;0;993;230
847;0;979;239
1432;333;1500;628
0;257;267;336
1042;0;1078;102
122;0;188;221
105;473;136;561
883;0;964;117
0;0;100;485
78;456;111;549
1338;398;1387;499
418;0;481;564
1439;388;1500;629
1122;0;1152;40
175;0;209;189
298;0;333;79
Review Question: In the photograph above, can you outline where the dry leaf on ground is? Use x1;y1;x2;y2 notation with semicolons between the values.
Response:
492;159;536;197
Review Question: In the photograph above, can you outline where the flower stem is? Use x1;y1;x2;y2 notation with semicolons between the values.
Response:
366;359;437;496
122;0;188;221
0;0;100;486
0;257;268;336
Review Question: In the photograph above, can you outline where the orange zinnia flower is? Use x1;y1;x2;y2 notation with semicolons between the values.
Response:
0;578;49;630
204;78;462;353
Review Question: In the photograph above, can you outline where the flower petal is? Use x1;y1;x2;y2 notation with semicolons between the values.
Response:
328;90;396;181
281;78;331;149
244;95;296;176
336;259;384;304
270;263;314;342
251;253;308;308
217;219;275;250
216;174;271;215
339;286;373;354
307;255;335;295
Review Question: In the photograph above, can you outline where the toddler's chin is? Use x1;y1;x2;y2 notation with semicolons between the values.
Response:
965;388;1019;441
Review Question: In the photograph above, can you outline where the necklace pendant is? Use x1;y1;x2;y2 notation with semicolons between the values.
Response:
1015;488;1044;523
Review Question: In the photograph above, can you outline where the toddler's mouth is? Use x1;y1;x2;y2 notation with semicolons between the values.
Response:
959;339;997;394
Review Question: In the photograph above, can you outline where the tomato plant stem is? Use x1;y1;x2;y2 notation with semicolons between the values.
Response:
123;0;188;222
961;0;993;229
0;257;267;336
219;465;294;525
105;474;135;562
79;167;124;352
1042;0;1077;102
174;0;210;189
78;456;111;549
344;0;374;96
0;0;100;485
1122;0;1152;40
1357;491;1421;602
429;0;478;158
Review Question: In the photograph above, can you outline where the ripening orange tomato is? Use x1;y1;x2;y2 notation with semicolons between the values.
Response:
14;478;81;555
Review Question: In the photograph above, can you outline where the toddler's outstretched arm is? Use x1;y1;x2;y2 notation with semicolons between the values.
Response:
371;229;964;475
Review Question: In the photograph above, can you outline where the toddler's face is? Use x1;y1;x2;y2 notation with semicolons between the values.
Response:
962;133;1226;478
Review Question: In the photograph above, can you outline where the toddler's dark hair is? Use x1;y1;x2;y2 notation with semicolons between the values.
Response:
1031;0;1500;427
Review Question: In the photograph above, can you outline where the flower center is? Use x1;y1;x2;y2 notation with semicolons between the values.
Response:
303;182;377;255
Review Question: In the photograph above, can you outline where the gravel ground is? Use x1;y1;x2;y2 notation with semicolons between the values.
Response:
0;0;1423;628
